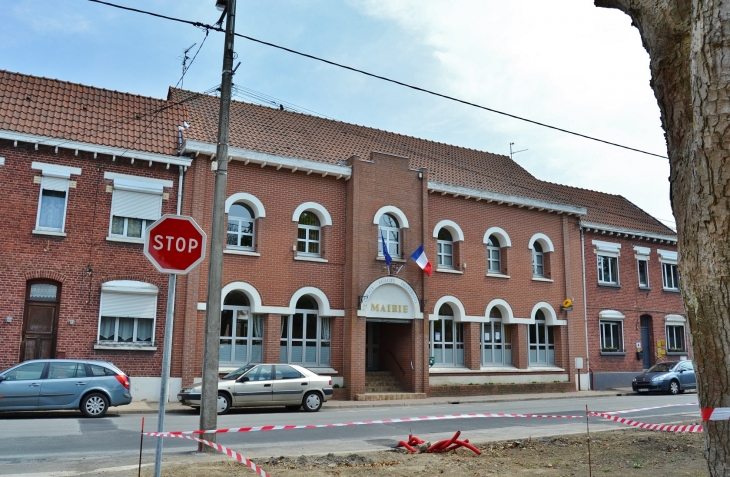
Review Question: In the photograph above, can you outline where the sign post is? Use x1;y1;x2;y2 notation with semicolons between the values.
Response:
143;214;207;477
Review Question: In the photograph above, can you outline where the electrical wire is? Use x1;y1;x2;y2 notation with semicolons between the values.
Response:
86;0;669;160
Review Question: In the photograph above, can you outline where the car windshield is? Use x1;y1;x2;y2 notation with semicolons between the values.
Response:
647;362;678;373
221;365;257;380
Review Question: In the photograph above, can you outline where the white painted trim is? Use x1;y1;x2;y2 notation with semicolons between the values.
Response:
197;302;206;311
528;233;555;252
217;281;345;317
665;314;686;323
429;295;467;322
531;277;554;283
32;229;67;237
94;344;157;351
288;286;341;317
221;281;264;312
358;276;423;319
103;172;173;188
101;280;158;294
482;227;512;247
634;245;651;260
106;235;144;245
581;221;677;243
428;181;587;215
32;161;82;176
294;256;329;263
432;220;464;241
183;139;351;179
485;299;526;324
224;249;261;257
486;273;510;279
598;309;626;320
0;157;5;166
658;249;678;264
435;268;463;274
532;301;565;326
592;240;622;256
292;201;332;226
373;205;410;228
3;130;192;167
225;192;266;218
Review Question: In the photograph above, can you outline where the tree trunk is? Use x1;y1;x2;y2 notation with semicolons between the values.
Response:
595;0;730;474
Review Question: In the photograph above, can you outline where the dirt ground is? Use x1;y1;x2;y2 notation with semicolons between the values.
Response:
148;427;709;476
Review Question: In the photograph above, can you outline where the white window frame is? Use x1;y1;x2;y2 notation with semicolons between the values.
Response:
429;312;464;367
297;212;322;257
97;280;158;346
436;228;454;269
378;214;401;258
597;255;619;285
532;244;545;277
31;163;81;236
528;312;555;365
487;235;502;273
280;309;331;366
662;262;680;290
227;203;256;251
599;320;624;352
481;317;512;366
666;324;686;353
634;246;651;288
106;173;169;243
219;306;263;365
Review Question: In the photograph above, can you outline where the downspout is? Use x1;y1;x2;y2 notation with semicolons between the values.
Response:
177;165;184;215
580;225;590;390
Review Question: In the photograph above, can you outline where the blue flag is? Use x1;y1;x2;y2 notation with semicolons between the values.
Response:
380;231;392;266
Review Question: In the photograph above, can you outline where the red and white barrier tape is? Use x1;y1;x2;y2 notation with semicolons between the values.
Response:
146;432;269;477
603;402;698;415
701;408;730;421
590;411;703;433
152;412;584;436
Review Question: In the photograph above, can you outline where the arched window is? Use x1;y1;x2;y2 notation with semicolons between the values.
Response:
227;203;255;251
437;228;454;268
532;242;545;277
482;307;512;366
378;213;401;258
281;296;331;366
220;290;263;365
297;212;321;257
487;235;501;273
529;309;555;365
430;304;464;367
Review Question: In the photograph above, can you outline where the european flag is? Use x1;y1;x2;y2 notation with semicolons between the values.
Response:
380;231;392;266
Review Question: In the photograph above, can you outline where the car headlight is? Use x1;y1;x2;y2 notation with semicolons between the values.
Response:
632;378;637;382
651;374;668;382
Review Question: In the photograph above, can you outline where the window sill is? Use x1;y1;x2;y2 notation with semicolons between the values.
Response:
598;282;621;288
639;286;651;291
663;288;681;293
600;351;627;356
94;343;157;351
666;351;687;355
376;256;405;263
532;277;553;283
224;249;260;257
32;229;66;237
429;366;470;373
294;255;328;263
436;268;463;274
106;235;144;244
486;273;510;279
526;366;565;372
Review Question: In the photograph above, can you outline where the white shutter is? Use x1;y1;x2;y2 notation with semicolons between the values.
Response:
101;291;157;318
111;189;162;220
42;175;69;191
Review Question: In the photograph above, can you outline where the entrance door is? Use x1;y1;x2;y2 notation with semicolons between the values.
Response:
20;281;61;362
366;322;380;371
640;315;652;370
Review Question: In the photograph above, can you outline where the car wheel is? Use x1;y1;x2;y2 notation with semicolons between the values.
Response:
285;405;301;411
217;392;232;415
302;391;322;412
668;380;680;395
81;393;109;418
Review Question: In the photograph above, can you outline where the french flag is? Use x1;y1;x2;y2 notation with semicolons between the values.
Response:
410;244;433;276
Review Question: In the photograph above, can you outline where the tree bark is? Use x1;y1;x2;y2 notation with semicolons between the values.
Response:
595;1;730;474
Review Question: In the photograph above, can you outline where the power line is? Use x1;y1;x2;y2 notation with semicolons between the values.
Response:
86;0;669;160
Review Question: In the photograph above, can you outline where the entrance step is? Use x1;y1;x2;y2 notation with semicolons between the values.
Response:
355;392;427;401
365;370;406;393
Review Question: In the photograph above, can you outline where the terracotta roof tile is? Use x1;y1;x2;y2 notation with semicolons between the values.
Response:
0;70;188;156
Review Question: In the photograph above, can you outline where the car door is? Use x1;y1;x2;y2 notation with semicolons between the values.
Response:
232;365;273;406
39;361;90;407
681;362;697;388
0;361;47;409
272;365;308;403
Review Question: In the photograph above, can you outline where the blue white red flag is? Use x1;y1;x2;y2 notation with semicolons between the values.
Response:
410;244;432;276
380;232;392;266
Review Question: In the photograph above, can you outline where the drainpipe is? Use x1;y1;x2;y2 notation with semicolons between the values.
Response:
580;226;590;390
177;165;184;215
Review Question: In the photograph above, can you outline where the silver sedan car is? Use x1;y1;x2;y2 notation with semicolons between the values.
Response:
177;364;334;414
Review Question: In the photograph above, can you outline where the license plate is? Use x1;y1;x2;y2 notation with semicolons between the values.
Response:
637;388;649;392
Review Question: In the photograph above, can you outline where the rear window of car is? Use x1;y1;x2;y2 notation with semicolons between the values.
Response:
89;364;117;376
276;365;303;380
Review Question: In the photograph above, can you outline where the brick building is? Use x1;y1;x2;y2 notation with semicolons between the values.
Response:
0;70;686;402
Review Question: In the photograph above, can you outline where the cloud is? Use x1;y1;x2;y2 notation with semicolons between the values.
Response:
12;5;92;34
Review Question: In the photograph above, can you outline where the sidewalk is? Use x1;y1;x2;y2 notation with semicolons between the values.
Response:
111;388;635;414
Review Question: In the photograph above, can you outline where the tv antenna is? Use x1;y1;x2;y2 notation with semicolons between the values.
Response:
179;43;197;88
509;142;528;160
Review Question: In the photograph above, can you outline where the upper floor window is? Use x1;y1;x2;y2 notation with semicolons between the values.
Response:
532;242;545;277
436;229;454;268
379;214;401;258
634;246;651;288
487;235;501;273
658;249;679;291
297;212;321;257
227;203;255;251
597;255;619;285
107;174;168;241
31;163;81;235
98;280;158;345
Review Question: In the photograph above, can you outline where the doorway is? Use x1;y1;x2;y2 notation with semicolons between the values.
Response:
366;322;380;371
640;314;653;370
20;280;61;361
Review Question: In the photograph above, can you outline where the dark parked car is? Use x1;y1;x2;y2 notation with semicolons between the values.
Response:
0;359;132;417
632;360;696;395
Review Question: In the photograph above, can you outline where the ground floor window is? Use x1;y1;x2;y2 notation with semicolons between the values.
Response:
482;309;512;365
529;310;555;365
98;280;157;344
430;304;464;366
666;325;686;353
219;290;263;364
600;320;624;352
280;296;331;366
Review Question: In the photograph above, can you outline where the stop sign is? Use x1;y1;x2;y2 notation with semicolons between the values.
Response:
143;215;207;274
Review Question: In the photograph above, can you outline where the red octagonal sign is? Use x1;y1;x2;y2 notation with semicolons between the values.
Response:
143;215;207;274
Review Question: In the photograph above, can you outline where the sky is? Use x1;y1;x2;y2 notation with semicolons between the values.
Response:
0;0;675;230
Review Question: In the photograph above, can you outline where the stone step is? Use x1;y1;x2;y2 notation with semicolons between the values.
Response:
355;392;428;401
365;377;402;385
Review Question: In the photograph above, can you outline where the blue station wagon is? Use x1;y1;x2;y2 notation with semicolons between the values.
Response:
0;359;132;417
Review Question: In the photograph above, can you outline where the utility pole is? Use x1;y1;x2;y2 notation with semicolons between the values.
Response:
199;0;236;451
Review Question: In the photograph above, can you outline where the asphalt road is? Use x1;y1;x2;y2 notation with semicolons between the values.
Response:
0;393;700;476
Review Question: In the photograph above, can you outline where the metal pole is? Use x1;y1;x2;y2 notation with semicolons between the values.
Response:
138;417;145;477
199;0;236;451
153;273;176;477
